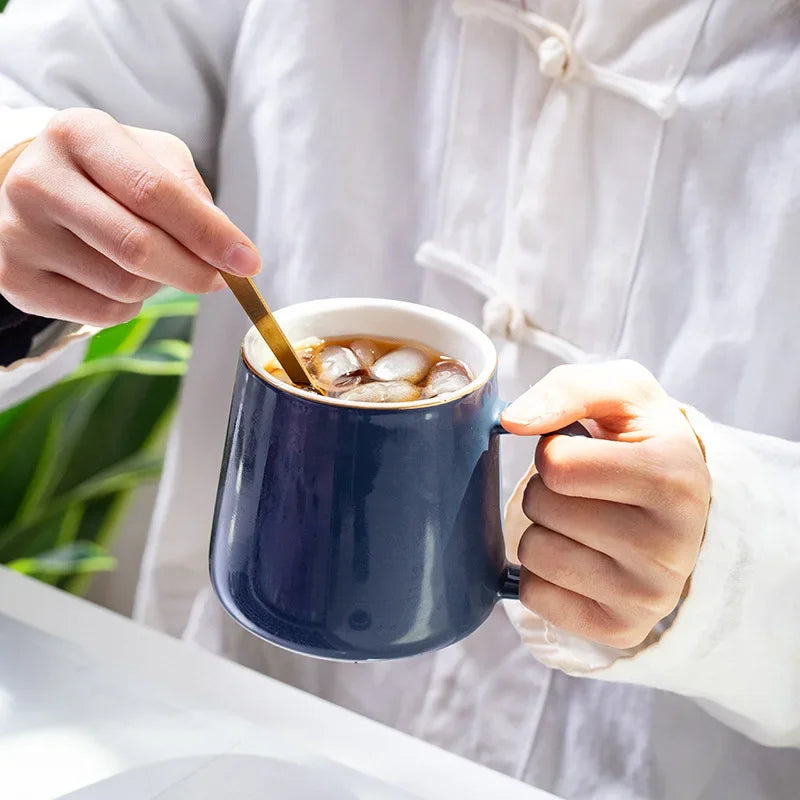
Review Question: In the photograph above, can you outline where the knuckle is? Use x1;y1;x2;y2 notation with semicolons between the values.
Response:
636;441;684;504
44;110;80;148
517;524;545;567
44;108;105;149
129;168;166;210
576;603;609;641
189;268;222;294
668;471;705;510
187;213;220;253
116;226;151;271
577;607;642;649
536;447;576;495
652;538;698;583
641;440;710;509
548;596;613;644
651;472;680;508
3;162;43;204
182;173;211;200
667;550;695;579
92;300;141;328
0;278;35;314
675;460;712;508
625;510;698;582
107;270;156;303
518;576;538;613
596;623;645;650
646;590;681;624
625;580;674;618
614;359;664;401
0;258;25;299
521;474;546;519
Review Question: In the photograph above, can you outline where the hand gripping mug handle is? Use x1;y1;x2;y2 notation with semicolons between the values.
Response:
492;413;592;600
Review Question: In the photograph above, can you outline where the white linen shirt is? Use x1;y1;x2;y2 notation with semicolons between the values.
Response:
1;2;798;798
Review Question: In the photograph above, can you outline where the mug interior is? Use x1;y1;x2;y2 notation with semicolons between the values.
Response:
242;297;497;409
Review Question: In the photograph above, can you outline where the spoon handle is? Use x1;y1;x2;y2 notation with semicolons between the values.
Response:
219;273;318;389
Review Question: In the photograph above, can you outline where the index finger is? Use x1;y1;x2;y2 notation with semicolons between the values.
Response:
534;433;703;510
71;116;260;276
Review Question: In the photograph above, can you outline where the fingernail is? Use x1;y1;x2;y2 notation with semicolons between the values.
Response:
225;243;261;276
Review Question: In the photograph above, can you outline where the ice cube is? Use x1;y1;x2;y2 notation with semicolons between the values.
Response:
338;380;422;403
423;360;472;398
295;337;323;366
312;345;365;389
264;337;322;373
350;338;388;369
370;347;433;384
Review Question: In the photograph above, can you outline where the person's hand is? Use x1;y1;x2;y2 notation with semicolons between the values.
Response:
501;360;711;650
0;108;261;326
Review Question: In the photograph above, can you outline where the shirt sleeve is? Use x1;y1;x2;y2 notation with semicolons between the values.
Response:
0;0;248;180
0;0;247;405
503;407;800;748
0;293;54;364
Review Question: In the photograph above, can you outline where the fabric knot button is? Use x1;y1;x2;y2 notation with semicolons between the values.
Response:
482;296;528;343
538;35;569;78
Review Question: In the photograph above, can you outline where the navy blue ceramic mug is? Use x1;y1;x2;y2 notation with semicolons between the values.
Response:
210;298;582;661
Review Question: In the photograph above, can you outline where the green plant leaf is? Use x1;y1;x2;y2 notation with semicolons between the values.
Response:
57;374;179;492
143;287;196;308
63;352;189;382
0;400;27;442
0;451;162;561
137;298;199;319
8;541;117;578
0;285;197;592
12;404;68;525
140;339;193;360
84;289;196;362
0;392;63;527
0;377;113;525
85;316;155;361
55;503;86;547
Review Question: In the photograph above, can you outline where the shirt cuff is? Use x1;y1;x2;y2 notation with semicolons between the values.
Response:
0;323;94;413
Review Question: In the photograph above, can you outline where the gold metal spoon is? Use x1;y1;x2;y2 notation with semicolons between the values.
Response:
219;273;323;394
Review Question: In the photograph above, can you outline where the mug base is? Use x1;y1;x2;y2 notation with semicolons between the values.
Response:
210;569;495;662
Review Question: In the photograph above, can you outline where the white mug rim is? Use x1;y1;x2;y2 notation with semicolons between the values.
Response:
241;297;498;410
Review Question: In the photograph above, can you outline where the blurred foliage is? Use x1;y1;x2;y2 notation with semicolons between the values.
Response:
0;289;198;592
0;0;196;593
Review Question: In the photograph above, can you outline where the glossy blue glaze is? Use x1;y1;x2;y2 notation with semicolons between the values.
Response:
209;357;517;661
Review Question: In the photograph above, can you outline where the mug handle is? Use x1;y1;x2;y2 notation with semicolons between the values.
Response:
492;412;592;600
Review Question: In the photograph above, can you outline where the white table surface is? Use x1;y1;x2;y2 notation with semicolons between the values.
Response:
0;567;556;800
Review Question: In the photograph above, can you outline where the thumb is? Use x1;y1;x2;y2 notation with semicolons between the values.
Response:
500;360;668;436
